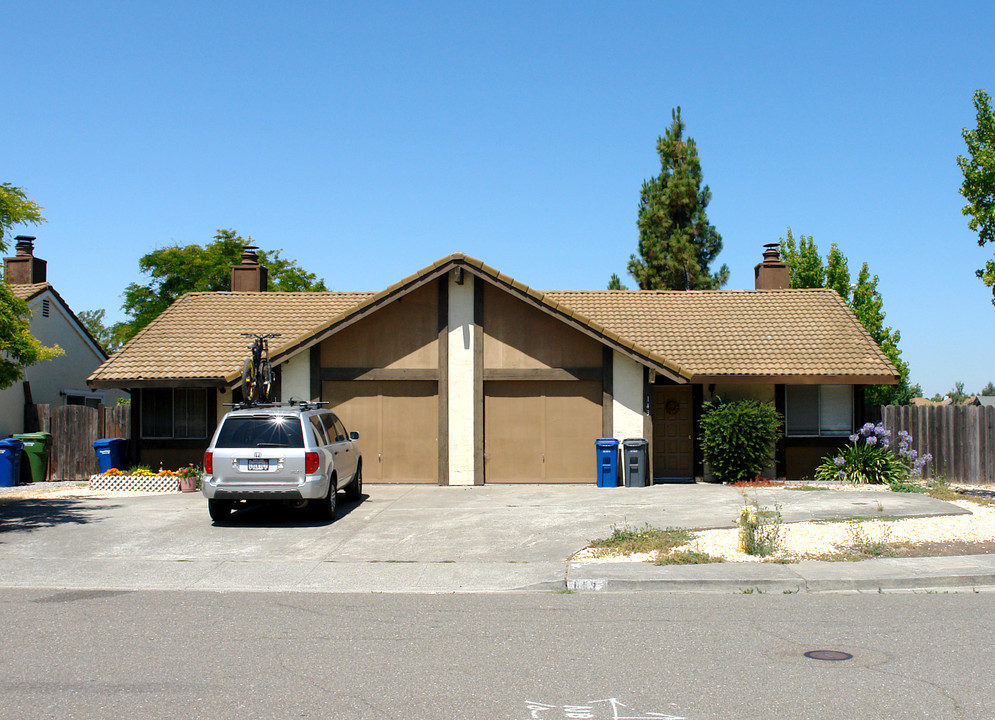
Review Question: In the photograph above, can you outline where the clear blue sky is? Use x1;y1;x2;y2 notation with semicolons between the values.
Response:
4;1;993;398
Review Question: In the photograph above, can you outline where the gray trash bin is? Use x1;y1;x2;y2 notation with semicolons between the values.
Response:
622;438;649;487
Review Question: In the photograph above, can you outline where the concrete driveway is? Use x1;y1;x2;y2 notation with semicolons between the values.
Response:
0;483;967;593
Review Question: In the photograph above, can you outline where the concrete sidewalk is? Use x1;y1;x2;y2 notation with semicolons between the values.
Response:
0;483;991;594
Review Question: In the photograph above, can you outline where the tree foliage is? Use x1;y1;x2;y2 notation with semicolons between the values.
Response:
114;229;328;345
607;273;628;290
0;183;62;389
779;229;916;405
78;308;122;354
0;183;45;252
627;107;729;290
958;89;995;303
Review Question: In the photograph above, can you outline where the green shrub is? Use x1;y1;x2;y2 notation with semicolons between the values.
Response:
699;398;783;483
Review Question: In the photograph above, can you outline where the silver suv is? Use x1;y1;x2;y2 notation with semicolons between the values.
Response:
201;403;362;523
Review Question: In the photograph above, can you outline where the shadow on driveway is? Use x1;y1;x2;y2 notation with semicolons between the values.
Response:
211;494;367;528
0;498;118;537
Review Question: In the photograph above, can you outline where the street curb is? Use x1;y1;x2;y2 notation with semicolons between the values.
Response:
566;555;995;594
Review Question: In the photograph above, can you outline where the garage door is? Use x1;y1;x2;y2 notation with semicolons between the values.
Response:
484;381;602;483
323;381;438;483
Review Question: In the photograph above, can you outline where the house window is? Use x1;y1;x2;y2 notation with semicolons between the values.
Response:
141;388;209;439
785;385;853;437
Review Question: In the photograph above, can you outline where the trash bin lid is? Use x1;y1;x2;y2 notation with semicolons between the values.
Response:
0;438;24;449
93;437;128;448
622;437;648;448
595;437;620;447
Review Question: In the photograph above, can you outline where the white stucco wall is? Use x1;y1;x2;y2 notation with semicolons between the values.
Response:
280;351;312;403
612;351;645;441
0;290;125;437
448;273;475;485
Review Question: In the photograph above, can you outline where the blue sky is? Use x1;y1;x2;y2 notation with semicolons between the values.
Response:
4;1;993;397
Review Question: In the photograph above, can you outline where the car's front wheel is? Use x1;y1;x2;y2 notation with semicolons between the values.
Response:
312;477;337;521
208;499;234;523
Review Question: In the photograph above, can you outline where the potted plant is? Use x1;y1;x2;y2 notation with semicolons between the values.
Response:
175;464;201;493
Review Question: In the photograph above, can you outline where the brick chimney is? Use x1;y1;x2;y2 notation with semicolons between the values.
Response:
754;243;789;290
4;236;47;285
231;245;268;292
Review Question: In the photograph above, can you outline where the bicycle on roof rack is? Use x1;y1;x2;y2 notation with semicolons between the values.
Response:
240;333;281;405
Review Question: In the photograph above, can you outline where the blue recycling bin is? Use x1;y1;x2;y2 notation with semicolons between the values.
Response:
595;437;620;487
93;438;129;473
0;438;24;487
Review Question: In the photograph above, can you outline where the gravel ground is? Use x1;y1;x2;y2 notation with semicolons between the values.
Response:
576;484;995;564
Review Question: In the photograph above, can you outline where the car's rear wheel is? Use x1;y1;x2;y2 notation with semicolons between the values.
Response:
345;462;362;501
208;499;234;523
312;477;337;521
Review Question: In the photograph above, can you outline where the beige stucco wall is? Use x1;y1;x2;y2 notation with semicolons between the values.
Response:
0;290;125;437
280;351;311;403
702;382;777;480
448;273;475;485
612;352;644;442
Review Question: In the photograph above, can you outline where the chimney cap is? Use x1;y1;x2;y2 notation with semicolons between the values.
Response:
762;243;781;263
240;245;261;265
14;236;36;256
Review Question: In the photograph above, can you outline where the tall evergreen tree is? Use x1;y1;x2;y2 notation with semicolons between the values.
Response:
627;108;728;290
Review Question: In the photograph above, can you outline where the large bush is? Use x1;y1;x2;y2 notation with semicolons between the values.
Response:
699;398;783;483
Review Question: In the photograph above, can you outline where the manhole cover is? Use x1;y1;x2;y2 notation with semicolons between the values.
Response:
804;650;853;661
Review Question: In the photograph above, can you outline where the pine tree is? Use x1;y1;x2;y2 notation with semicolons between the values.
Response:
627;108;728;290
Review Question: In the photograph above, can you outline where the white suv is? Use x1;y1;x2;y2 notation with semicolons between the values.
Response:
201;403;362;523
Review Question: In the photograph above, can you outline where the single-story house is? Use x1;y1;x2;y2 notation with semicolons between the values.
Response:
2;237;126;437
87;246;897;482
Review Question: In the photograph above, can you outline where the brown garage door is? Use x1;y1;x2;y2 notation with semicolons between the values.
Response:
323;381;438;483
484;380;602;483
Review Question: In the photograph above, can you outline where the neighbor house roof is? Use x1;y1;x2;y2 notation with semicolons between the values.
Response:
88;253;898;388
5;280;109;360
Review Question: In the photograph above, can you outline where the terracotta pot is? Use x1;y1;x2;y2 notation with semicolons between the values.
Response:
178;476;198;493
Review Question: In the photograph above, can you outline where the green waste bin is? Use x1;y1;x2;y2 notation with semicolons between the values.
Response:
13;432;53;483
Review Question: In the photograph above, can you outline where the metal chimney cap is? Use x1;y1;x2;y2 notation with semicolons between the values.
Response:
14;236;36;256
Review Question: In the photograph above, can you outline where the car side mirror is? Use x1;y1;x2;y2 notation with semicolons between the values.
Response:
350;431;360;440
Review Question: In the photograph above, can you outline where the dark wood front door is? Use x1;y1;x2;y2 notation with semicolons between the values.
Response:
652;386;693;481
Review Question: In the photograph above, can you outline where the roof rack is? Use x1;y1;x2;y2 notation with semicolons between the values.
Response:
222;400;329;411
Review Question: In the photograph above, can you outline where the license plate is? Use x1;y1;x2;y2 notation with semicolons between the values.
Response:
247;459;269;471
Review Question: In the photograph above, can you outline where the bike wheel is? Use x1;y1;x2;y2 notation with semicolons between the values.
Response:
241;358;257;403
260;360;274;403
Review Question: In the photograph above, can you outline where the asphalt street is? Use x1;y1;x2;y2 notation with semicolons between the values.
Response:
1;588;992;720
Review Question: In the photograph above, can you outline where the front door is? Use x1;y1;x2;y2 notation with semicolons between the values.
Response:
652;385;693;481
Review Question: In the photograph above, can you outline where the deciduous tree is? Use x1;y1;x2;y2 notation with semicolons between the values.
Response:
0;183;62;389
958;89;995;304
627;107;728;290
113;229;327;345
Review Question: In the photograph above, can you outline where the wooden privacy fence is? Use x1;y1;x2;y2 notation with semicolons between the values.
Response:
878;404;995;484
25;404;131;481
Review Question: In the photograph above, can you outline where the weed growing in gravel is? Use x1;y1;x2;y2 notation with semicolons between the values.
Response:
588;524;693;557
848;521;894;557
655;549;724;565
736;501;783;556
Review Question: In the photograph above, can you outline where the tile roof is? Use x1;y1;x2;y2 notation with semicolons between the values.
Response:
88;291;373;386
543;289;897;380
6;282;50;301
88;253;898;387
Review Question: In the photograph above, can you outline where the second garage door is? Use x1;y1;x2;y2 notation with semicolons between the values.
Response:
484;380;602;483
323;380;439;483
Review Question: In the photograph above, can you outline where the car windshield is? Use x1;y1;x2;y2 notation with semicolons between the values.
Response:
214;415;305;448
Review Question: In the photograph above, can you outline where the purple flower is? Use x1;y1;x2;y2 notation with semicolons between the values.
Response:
849;434;859;443
834;456;845;466
866;436;878;446
838;470;847;480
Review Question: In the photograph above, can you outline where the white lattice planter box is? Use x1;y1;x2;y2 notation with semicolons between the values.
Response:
89;474;181;493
